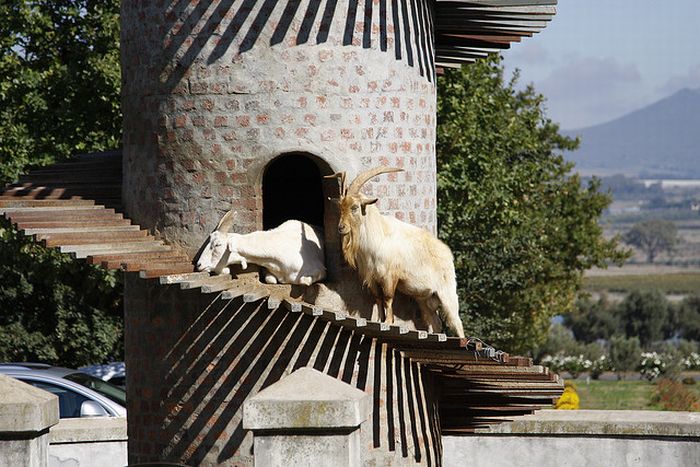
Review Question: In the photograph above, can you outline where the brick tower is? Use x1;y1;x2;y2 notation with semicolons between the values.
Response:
121;0;439;260
116;1;560;465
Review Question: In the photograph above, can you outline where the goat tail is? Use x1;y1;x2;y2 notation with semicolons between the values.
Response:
437;285;465;338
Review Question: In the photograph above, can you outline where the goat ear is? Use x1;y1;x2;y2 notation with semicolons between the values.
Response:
361;196;378;206
361;197;378;214
216;209;236;233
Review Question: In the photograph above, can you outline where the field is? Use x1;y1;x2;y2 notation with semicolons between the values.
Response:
583;271;700;294
570;378;700;410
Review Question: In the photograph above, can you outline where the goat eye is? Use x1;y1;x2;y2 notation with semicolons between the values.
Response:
351;205;359;213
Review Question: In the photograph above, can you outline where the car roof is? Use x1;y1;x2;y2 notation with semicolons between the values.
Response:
0;363;83;378
0;362;127;417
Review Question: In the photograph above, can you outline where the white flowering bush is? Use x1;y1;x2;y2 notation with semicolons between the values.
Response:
683;352;700;371
639;352;667;381
541;354;592;378
542;349;698;380
590;355;611;379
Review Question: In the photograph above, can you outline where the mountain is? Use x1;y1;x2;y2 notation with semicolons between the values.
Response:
564;88;700;178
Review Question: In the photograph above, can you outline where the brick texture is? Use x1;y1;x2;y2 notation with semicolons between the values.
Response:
121;0;437;257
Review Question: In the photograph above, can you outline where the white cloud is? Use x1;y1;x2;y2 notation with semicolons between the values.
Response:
534;56;645;129
506;42;552;68
657;63;700;96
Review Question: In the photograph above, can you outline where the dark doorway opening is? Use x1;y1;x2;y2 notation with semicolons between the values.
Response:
263;153;327;230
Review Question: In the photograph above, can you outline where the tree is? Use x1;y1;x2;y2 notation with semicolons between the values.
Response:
617;290;669;348
436;56;628;353
622;220;679;263
532;323;579;361
0;1;121;184
608;335;641;380
564;294;621;343
0;221;123;367
0;1;123;366
678;295;700;342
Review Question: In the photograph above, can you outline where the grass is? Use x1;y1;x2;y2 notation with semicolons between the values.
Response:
583;272;700;294
570;378;700;410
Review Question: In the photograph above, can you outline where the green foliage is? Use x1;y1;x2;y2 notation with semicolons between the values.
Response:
0;220;123;366
618;290;669;348
678;295;700;342
436;56;628;353
0;2;122;367
0;1;121;183
608;335;642;379
533;323;579;360
565;294;621;343
622;220;679;263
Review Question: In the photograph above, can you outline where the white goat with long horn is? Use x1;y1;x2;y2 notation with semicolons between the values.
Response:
196;210;326;286
328;167;465;337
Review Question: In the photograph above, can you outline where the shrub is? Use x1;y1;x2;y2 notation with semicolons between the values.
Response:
684;352;700;371
589;355;612;380
682;377;696;386
639;352;667;381
541;354;592;379
609;335;642;380
534;323;580;361
651;379;700;411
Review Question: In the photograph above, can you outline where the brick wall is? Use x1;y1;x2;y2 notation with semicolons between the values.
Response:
121;0;437;257
123;274;441;466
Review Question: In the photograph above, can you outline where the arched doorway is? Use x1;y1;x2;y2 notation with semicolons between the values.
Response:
262;153;330;230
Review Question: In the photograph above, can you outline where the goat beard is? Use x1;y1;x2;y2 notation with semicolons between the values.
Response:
340;231;359;270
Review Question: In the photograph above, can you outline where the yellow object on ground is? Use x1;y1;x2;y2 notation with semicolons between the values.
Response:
555;381;580;410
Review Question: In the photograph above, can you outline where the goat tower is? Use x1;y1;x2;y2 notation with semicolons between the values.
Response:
121;0;439;261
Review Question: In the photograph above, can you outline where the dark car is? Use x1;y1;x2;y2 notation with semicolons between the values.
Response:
0;363;127;418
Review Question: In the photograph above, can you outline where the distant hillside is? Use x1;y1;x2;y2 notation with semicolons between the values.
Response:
564;88;700;178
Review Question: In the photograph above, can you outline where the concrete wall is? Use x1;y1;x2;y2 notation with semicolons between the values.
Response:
443;410;700;467
48;418;127;467
121;0;438;256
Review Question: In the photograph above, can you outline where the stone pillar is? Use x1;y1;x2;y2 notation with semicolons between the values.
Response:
243;367;372;467
0;374;59;467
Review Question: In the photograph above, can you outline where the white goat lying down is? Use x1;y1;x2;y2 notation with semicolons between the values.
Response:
328;167;465;337
196;210;326;286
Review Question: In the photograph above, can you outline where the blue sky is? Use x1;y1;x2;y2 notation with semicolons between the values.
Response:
501;0;700;130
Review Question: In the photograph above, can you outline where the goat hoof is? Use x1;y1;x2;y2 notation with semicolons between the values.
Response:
264;274;278;284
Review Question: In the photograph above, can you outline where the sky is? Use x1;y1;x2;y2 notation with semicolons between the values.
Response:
500;0;700;130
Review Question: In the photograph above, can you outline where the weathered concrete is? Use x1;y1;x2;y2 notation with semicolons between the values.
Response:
478;409;700;437
0;374;59;467
444;410;700;467
244;367;372;467
48;417;127;467
48;416;127;443
0;374;59;433
244;367;372;430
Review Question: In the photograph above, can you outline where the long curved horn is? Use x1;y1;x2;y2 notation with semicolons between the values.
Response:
347;166;404;195
216;209;236;233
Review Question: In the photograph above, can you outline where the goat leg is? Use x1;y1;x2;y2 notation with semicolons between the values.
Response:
383;295;394;324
